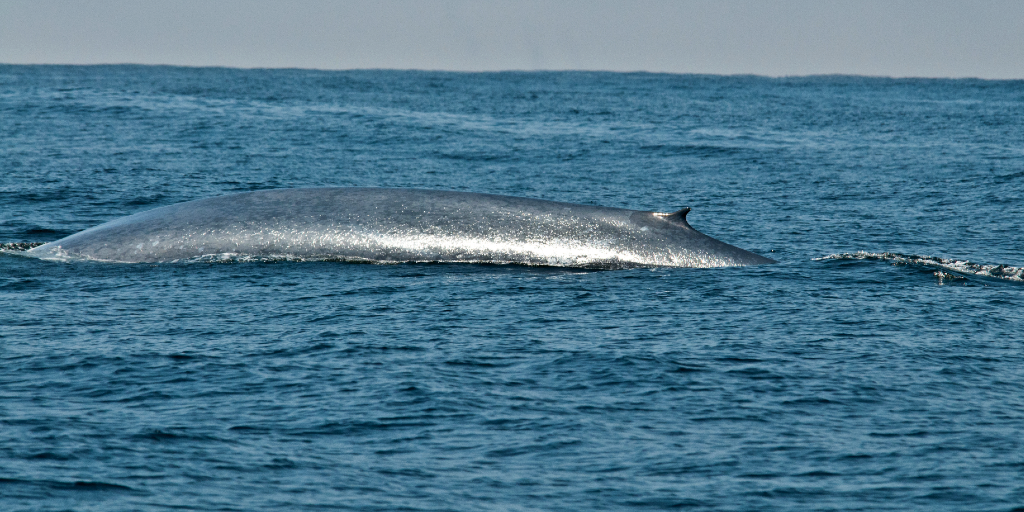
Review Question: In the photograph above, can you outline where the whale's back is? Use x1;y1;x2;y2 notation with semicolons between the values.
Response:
27;188;775;267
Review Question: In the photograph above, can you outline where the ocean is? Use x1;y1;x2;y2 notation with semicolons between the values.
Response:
1;65;1022;511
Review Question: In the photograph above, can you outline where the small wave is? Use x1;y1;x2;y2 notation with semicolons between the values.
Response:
21;248;653;269
145;252;640;270
815;252;1024;283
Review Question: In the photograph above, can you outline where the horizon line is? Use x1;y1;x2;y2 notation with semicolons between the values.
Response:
3;62;1021;82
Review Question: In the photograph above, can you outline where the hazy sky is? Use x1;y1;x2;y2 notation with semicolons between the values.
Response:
2;0;1022;78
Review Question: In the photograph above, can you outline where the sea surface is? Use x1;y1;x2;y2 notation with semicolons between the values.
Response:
1;65;1023;511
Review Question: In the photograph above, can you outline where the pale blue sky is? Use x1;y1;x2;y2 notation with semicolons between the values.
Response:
2;0;1022;78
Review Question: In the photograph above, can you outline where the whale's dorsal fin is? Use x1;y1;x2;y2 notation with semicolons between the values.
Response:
653;207;692;228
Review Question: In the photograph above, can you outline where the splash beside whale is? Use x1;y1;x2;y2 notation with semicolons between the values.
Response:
26;188;775;268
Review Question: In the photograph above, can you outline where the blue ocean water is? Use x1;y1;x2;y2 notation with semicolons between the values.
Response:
1;65;1023;511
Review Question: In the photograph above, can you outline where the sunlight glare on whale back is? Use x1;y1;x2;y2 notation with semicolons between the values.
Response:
26;188;775;268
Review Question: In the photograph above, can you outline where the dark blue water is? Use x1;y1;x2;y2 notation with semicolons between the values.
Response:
2;65;1023;511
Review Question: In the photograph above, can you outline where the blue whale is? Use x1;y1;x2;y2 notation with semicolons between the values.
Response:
26;188;775;268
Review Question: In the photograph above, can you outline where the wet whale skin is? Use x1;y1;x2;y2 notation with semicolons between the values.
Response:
28;188;776;268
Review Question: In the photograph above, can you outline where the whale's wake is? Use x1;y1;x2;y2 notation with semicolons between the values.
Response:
0;241;45;253
0;242;45;252
817;252;1024;283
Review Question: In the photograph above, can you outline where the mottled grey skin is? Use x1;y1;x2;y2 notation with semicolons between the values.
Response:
27;188;776;268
